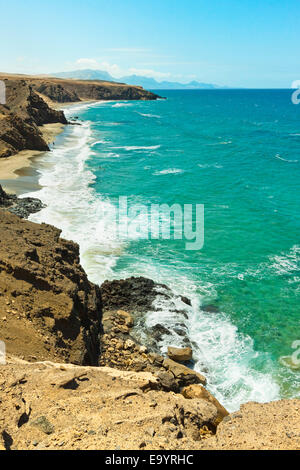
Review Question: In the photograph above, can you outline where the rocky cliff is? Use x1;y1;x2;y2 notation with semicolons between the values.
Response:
0;73;160;158
0;79;67;158
28;76;161;103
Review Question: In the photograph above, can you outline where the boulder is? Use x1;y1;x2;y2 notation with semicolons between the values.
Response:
117;310;134;328
163;358;207;387
167;346;193;363
181;385;229;424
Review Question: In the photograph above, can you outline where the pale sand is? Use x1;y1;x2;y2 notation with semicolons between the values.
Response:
0;122;65;183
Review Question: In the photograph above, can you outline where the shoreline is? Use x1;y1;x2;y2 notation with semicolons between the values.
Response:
0;122;65;194
0;100;119;195
8;97;285;412
1;95;295;412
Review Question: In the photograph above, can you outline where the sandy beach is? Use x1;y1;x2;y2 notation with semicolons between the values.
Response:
0;122;65;193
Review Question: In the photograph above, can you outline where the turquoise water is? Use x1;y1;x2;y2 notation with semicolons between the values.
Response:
26;90;299;410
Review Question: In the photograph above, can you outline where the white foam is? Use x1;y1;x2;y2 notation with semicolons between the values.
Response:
120;260;280;411
138;113;161;118
91;139;108;146
268;245;300;276
63;100;109;117
112;145;161;151
22;121;126;285
112;102;132;108
105;152;121;158
153;168;184;175
275;154;298;163
198;163;223;169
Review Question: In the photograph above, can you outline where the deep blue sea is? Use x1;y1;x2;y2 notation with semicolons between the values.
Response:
26;90;300;410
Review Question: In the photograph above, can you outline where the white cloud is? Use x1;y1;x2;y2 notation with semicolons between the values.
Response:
73;58;171;81
76;58;99;68
75;58;123;77
128;68;171;80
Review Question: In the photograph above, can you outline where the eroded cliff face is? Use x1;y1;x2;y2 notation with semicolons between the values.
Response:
0;79;67;158
29;77;161;103
0;74;160;158
0;210;102;365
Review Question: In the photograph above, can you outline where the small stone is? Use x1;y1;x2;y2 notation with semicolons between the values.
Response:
145;427;155;437
149;400;157;408
124;339;135;350
32;416;54;435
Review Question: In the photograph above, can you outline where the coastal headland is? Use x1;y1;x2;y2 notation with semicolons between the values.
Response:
0;73;160;181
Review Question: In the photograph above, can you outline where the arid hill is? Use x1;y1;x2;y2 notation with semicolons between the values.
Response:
0;73;160;158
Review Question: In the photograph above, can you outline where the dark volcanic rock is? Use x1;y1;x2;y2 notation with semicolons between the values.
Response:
101;277;193;354
8;197;45;219
0;184;14;207
0;184;45;219
101;277;169;312
201;305;220;314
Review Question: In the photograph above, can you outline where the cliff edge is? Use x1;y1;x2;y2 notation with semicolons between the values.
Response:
0;209;102;365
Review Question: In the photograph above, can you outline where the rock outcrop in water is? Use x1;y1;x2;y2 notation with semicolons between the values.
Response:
101;276;194;353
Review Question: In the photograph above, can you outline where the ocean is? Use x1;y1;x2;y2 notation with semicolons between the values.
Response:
24;89;299;410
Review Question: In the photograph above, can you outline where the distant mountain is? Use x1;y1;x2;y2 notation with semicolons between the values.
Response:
120;75;220;90
51;69;224;90
51;69;114;81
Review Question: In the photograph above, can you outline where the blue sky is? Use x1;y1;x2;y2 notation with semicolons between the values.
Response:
0;0;299;87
